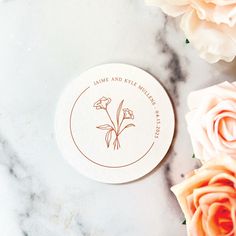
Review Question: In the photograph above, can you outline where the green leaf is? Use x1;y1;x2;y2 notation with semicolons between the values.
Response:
182;219;186;225
185;39;190;44
192;154;195;159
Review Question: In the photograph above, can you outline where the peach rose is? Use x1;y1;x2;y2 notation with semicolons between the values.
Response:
186;81;236;163
171;156;236;236
146;0;236;63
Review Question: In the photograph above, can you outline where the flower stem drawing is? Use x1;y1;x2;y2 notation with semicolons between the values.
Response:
94;97;135;150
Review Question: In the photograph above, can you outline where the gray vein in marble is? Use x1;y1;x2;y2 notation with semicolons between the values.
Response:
163;150;179;191
155;18;187;104
0;135;26;180
0;148;76;235
0;133;57;236
76;221;89;236
163;162;172;189
157;34;186;101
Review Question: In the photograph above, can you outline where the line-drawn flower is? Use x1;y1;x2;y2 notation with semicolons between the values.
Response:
94;97;135;150
93;97;111;110
123;108;134;120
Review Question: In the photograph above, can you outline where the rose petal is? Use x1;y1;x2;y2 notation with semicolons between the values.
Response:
191;0;236;26
217;114;236;142
146;0;190;16
187;82;236;111
181;10;236;63
207;203;233;235
209;173;236;187
205;0;236;6
200;156;236;174
189;207;205;236
193;186;236;210
205;103;236;153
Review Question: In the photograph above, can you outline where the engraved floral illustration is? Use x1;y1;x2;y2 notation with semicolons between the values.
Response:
94;96;135;150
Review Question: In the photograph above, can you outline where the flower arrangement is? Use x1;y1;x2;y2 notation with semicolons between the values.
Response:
146;0;236;63
171;81;236;236
94;97;135;150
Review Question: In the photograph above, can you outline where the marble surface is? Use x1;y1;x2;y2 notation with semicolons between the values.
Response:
0;0;236;235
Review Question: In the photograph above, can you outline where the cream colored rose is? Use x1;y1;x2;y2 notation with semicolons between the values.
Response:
186;81;236;162
171;157;236;236
146;0;236;63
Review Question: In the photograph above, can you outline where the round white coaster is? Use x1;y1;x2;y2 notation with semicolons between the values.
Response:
55;64;175;183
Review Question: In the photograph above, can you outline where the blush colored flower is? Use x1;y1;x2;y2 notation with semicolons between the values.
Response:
123;108;134;119
146;0;236;63
171;156;236;236
186;81;236;163
93;97;111;110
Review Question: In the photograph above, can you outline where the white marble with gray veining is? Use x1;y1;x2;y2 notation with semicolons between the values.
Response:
0;0;236;235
